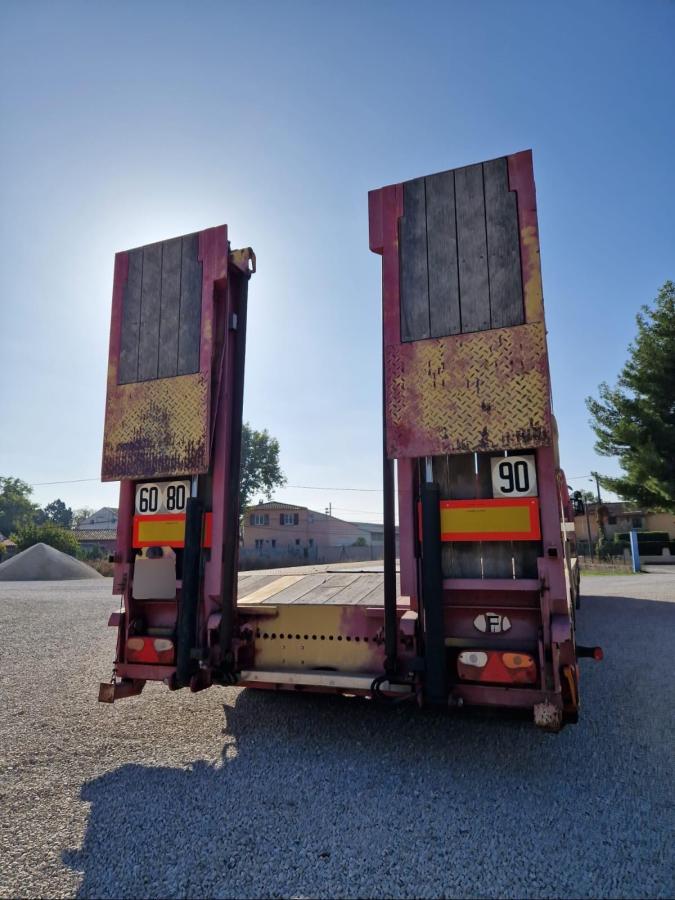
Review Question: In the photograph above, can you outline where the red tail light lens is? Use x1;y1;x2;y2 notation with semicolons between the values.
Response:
457;650;537;685
126;636;175;664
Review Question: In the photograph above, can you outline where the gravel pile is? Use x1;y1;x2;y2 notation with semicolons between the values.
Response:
0;542;101;581
0;573;673;898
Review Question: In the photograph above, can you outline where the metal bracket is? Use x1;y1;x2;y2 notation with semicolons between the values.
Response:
230;247;256;275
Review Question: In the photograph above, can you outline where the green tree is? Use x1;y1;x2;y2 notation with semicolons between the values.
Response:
586;281;675;510
240;423;286;513
0;477;37;536
13;522;81;557
42;498;73;528
73;507;95;527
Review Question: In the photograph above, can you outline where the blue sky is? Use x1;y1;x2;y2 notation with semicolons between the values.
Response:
1;0;673;521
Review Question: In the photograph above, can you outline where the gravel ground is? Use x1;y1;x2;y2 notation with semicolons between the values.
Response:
1;573;673;899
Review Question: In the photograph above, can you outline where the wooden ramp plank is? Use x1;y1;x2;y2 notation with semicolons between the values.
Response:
426;170;461;338
297;573;361;604
158;237;182;379
322;573;384;605
238;574;304;605
137;242;162;382
400;177;430;342
177;233;202;376
484;157;524;329
263;573;330;604
118;247;143;384
455;164;490;333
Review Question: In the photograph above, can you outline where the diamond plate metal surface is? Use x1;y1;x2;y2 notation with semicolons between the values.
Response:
101;373;209;480
386;322;551;457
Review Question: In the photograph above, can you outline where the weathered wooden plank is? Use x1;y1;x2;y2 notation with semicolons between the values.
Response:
239;574;304;604
505;447;541;577
455;164;490;333
400;178;430;342
513;543;540;578
137;242;162;382
177;233;202;375
434;455;456;580
268;573;330;604
158;237;182;379
426;170;461;338
303;573;360;604
323;573;383;605
437;453;483;578
484;157;524;329
118;247;143;384
477;453;513;578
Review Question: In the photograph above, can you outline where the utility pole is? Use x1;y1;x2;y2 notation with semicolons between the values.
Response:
569;482;594;561
325;502;332;517
592;471;603;504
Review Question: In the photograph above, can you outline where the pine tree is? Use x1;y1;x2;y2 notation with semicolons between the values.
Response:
586;281;675;510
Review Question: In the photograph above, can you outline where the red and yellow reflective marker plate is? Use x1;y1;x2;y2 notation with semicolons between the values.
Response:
439;498;540;541
132;513;213;548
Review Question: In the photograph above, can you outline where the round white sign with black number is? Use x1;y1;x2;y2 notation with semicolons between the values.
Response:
490;455;538;498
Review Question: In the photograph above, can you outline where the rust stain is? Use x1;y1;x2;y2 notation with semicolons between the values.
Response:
521;224;544;324
386;322;551;457
102;373;209;480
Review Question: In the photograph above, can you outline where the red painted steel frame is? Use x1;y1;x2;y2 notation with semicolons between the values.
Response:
369;150;577;720
105;226;243;693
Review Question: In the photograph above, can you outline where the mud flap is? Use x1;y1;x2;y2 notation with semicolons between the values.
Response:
98;679;145;703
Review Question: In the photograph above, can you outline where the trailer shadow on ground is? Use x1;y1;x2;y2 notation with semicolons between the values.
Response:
63;592;674;900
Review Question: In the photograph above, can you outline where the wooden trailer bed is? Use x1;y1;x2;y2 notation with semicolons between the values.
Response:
236;564;399;607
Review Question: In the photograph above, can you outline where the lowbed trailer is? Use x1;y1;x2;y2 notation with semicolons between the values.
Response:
99;150;601;730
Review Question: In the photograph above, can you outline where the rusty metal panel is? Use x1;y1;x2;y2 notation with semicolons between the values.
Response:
385;321;551;457
102;225;228;481
102;372;210;480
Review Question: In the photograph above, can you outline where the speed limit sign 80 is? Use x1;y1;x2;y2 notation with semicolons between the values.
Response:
490;455;538;498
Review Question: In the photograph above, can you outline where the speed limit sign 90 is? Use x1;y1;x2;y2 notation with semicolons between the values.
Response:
135;480;191;514
490;455;538;498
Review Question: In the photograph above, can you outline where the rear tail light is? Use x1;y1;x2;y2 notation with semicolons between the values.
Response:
457;650;537;685
126;636;175;664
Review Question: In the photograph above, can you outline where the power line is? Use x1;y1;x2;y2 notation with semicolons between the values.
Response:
28;477;385;492
30;477;100;486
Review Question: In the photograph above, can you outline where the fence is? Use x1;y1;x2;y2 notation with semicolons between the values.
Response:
576;553;632;574
239;544;382;571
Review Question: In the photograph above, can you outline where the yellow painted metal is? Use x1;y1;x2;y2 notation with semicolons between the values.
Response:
136;518;186;545
386;321;550;456
250;605;379;672
102;372;208;481
440;504;532;536
521;225;545;324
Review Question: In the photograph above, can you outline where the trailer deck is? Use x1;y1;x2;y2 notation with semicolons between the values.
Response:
237;564;398;607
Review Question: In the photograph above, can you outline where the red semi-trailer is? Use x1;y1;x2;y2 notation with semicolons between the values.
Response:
99;150;601;730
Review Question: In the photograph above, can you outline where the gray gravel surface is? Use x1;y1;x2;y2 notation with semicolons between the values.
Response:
1;573;674;899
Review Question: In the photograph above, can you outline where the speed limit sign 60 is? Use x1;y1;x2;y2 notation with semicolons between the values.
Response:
490;455;538;498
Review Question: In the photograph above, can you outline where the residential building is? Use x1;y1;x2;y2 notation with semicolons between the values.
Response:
574;502;674;546
241;501;399;561
75;507;118;531
72;507;118;553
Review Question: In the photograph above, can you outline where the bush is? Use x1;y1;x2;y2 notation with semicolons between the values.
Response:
79;543;108;561
87;559;114;576
614;531;670;544
13;522;81;557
